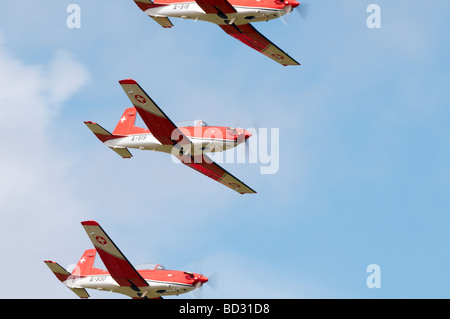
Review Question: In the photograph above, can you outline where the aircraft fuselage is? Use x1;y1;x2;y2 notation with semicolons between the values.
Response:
105;126;250;155
146;1;286;25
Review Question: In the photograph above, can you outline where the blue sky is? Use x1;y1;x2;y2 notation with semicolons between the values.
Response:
0;0;449;299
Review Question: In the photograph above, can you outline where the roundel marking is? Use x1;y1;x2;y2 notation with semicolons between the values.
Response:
135;94;146;104
96;236;107;245
272;53;284;61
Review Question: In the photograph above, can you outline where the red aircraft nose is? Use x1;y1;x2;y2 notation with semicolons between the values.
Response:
286;0;299;8
193;274;209;288
234;129;252;142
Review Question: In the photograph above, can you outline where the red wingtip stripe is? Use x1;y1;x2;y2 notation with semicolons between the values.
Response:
119;79;138;85
81;220;99;226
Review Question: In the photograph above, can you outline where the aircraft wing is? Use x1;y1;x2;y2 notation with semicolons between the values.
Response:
81;220;149;290
219;23;300;66
118;79;256;194
119;79;190;147
190;0;298;65
177;153;257;194
195;0;237;17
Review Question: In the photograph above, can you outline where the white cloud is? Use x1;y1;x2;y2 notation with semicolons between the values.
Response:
0;34;90;298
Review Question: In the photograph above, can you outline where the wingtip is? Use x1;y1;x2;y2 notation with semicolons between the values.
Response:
81;220;100;226
119;79;138;85
283;62;301;67
240;190;257;195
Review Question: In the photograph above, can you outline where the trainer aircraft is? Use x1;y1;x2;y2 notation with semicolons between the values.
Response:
132;0;301;66
85;79;256;194
44;220;209;299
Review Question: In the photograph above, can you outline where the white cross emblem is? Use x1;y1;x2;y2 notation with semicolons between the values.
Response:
96;236;107;245
120;116;126;123
135;94;146;104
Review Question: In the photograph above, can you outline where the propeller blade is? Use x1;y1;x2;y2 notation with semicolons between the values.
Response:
244;138;250;158
297;2;309;19
194;281;202;289
283;4;293;13
206;271;218;290
190;286;202;299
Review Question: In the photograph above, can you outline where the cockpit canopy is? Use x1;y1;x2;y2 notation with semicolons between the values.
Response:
176;119;208;127
135;263;165;270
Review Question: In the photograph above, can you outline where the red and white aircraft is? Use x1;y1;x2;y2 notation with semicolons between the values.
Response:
44;220;209;299
132;0;301;66
84;79;256;194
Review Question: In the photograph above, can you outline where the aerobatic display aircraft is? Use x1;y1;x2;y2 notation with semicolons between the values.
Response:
131;0;301;66
84;79;256;194
44;220;209;299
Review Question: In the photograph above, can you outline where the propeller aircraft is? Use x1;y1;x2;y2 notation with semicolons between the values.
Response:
44;220;209;299
84;79;256;194
131;0;302;66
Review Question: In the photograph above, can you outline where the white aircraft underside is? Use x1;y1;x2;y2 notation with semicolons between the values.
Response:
105;133;239;155
66;275;196;298
145;3;286;25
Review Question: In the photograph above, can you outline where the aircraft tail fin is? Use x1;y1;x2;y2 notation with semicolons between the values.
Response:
112;107;149;136
84;121;133;158
44;260;90;299
72;249;97;277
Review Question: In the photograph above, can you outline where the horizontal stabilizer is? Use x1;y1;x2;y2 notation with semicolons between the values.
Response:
133;0;173;28
84;121;133;158
68;287;90;299
43;260;90;299
84;121;112;136
109;147;133;158
151;16;173;28
44;260;71;282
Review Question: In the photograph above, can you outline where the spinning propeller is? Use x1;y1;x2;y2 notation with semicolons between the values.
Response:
184;271;209;289
279;1;310;25
185;268;217;299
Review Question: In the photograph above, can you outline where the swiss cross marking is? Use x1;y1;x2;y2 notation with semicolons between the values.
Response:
135;94;146;104
96;236;107;245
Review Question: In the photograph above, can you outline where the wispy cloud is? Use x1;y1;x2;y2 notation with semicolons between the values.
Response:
0;34;90;297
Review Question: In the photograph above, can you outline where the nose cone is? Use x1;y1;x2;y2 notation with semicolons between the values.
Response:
243;130;252;140
193;274;209;288
289;0;300;8
199;275;209;284
234;129;252;143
